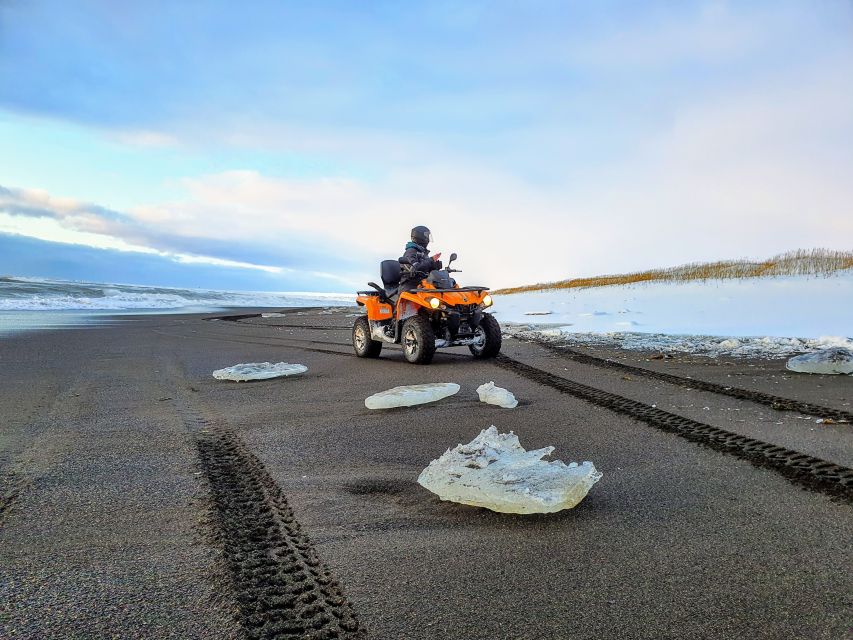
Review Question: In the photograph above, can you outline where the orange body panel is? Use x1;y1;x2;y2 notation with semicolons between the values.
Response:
357;280;489;320
399;283;489;310
356;294;394;320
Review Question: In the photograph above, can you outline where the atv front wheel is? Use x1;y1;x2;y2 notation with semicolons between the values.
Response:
469;313;502;358
402;315;436;364
353;316;383;358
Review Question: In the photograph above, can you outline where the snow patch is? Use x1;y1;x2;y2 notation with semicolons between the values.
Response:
476;382;518;408
493;272;853;358
507;326;853;360
786;348;853;375
365;383;460;409
417;427;601;514
213;362;308;381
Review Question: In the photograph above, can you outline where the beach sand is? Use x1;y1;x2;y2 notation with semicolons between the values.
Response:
1;308;850;638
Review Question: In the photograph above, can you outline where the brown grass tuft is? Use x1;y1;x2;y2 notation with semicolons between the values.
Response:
494;248;853;295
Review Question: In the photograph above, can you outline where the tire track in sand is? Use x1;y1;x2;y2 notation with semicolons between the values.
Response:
175;396;367;639
522;338;853;423
496;354;853;503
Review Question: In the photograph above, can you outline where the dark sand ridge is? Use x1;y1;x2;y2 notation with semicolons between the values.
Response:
1;307;851;638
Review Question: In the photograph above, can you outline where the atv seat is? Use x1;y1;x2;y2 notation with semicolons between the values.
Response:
380;259;402;301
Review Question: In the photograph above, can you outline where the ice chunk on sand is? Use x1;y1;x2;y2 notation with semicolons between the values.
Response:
417;426;602;514
538;327;570;337
261;312;285;318
476;381;518;408
786;348;853;375
365;383;460;409
212;362;308;381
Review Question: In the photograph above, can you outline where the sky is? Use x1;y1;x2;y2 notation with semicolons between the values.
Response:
1;0;851;291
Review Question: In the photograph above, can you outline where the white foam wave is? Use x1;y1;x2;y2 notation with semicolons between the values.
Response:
0;277;354;311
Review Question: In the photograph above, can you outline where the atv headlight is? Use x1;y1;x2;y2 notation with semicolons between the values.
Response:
482;294;493;307
429;297;441;309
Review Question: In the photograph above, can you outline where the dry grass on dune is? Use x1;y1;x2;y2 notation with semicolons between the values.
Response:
494;249;853;295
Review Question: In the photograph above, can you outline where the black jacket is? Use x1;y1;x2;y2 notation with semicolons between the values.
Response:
399;241;442;288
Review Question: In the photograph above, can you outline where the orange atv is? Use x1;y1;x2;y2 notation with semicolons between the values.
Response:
353;253;501;364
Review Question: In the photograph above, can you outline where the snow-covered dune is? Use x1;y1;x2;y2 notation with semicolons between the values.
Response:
493;271;853;358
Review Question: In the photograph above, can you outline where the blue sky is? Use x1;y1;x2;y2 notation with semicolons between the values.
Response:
1;0;851;290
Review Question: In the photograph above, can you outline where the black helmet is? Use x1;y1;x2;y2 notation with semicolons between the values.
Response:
411;225;431;247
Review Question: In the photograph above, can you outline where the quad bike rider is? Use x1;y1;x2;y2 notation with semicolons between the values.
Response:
352;225;501;364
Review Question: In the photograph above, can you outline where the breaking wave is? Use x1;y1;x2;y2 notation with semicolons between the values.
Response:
0;276;354;311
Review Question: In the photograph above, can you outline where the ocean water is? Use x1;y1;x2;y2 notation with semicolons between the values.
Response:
0;276;354;337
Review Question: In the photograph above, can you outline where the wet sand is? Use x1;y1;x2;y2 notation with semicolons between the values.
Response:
1;308;850;638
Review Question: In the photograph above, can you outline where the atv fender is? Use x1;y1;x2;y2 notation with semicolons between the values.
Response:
396;298;421;320
398;292;434;312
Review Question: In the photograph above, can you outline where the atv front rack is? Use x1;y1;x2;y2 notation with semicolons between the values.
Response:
357;286;489;296
409;286;490;293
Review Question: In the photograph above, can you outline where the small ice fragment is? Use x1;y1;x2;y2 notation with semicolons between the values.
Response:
417;426;601;514
786;348;853;375
365;383;460;409
212;362;308;381
538;327;570;337
524;311;552;316
261;312;285;318
476;381;518;408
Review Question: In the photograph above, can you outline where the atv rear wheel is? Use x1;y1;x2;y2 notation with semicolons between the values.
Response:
402;315;436;364
469;313;502;358
353;316;382;358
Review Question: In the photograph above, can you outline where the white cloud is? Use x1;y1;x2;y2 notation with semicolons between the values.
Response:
0;211;160;254
121;168;585;287
577;57;853;264
0;184;374;286
0;196;283;273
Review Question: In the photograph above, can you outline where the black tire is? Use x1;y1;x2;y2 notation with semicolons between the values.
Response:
353;316;382;358
402;315;436;364
469;313;502;358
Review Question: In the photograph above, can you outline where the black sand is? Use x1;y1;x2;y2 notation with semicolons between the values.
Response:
1;308;850;639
